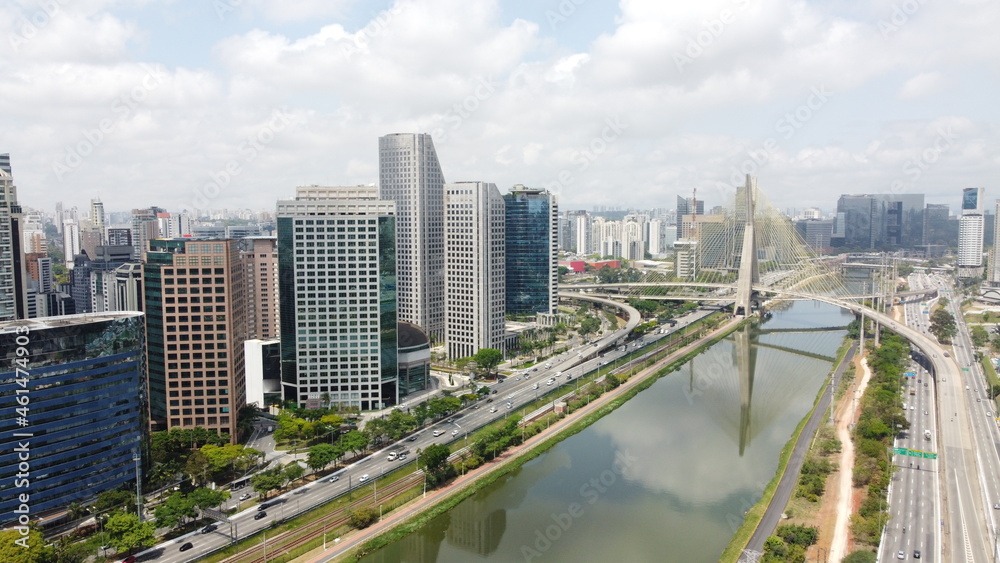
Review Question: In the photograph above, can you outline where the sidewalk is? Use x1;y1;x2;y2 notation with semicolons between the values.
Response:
294;318;742;563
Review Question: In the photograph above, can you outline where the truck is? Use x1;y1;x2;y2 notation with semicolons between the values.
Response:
924;429;931;440
909;388;916;395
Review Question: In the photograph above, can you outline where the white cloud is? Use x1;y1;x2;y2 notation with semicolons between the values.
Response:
898;72;943;100
0;0;996;215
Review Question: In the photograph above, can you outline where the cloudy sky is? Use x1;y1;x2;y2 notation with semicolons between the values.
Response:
2;0;998;218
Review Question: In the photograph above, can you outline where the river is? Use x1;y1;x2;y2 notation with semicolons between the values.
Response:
360;300;852;563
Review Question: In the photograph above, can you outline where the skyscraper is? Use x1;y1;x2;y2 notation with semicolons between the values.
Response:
0;312;145;526
958;187;986;278
277;186;398;410
676;194;704;240
990;200;1000;285
241;237;279;340
378;133;446;339
503;186;558;317
444;181;506;360
0;167;27;320
0;153;10;175
131;207;163;261
143;238;247;441
90;197;106;243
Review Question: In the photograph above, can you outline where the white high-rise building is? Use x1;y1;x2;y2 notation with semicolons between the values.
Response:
277;186;398;410
991;199;1000;285
63;219;81;269
444;181;506;360
958;187;985;278
378;133;446;339
90;198;106;244
623;220;644;260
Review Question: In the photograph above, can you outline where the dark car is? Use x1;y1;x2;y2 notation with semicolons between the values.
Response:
201;523;217;534
179;542;194;552
254;511;267;520
486;398;493;403
914;550;921;558
258;502;270;511
121;557;137;563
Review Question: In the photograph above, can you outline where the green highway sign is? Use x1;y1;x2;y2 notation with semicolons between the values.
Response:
893;447;938;460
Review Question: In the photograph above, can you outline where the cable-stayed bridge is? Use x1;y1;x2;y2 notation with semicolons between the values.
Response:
558;176;991;562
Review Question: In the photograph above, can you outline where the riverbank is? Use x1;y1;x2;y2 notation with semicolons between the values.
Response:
292;316;745;563
721;334;857;562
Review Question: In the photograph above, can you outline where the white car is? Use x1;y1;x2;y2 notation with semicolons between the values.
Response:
239;493;250;501
547;378;555;385
432;430;442;437
490;406;497;413
359;474;370;483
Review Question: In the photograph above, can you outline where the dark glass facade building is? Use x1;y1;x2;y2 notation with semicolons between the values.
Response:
0;312;144;525
503;187;558;316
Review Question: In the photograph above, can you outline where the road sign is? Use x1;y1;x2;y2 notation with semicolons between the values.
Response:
905;372;916;377
893;447;938;459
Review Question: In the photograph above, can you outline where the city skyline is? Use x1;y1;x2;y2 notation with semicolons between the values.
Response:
1;1;997;214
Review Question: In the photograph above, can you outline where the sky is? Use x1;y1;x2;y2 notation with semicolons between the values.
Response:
2;0;999;219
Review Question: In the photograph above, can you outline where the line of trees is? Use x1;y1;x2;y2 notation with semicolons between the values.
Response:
850;331;909;546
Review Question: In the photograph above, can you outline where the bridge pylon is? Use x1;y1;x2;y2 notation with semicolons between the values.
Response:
734;174;760;317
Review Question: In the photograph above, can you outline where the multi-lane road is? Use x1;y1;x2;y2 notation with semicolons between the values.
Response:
883;273;1000;562
131;306;719;563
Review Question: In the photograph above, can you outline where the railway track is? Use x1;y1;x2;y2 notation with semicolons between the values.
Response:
220;473;423;563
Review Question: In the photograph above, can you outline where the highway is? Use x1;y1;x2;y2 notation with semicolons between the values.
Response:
130;304;719;563
936;277;1000;562
881;273;941;562
882;272;1000;562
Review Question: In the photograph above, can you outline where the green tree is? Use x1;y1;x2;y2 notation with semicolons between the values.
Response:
104;512;156;554
418;443;452;481
842;551;877;563
282;462;305;485
154;491;196;528
189;487;229;510
0;529;53;563
971;325;990;348
184;450;212;485
308;443;338;472
250;468;284;499
929;307;957;343
347;506;379;529
341;430;369;457
472;348;504;378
